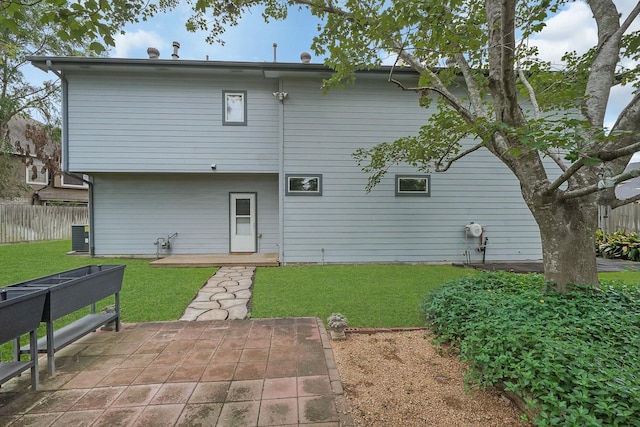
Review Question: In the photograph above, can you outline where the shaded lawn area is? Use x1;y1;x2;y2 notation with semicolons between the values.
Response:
251;264;478;327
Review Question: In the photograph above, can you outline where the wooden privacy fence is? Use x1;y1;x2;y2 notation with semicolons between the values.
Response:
599;203;640;234
0;204;88;244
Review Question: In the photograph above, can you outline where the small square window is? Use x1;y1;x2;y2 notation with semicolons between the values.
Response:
61;174;89;189
26;159;48;185
223;90;247;125
395;175;430;196
285;174;322;196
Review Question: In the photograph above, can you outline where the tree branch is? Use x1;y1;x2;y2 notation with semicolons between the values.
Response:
562;167;640;200
435;142;484;172
611;192;640;209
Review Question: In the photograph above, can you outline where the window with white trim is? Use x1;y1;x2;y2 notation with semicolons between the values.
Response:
61;174;89;189
223;90;247;125
285;174;322;196
395;175;430;196
26;159;48;185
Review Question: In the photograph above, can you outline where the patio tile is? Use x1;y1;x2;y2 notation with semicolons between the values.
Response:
111;384;161;407
298;396;339;424
163;340;196;354
167;364;206;382
70;386;126;410
226;379;263;402
10;412;61;426
134;341;168;354
298;376;332;396
150;382;197;404
271;335;296;346
183;349;215;365
218;337;247;349
297;355;328;376
118;353;157;369
91;406;144;427
217;401;260;426
265;358;298;378
62;369;112;388
193;338;221;350
212;349;242;363
263;377;297;399
131;403;184;427
240;348;269;363
189;381;230;403
269;346;297;360
149;351;186;367
132;365;175;385
201;363;236;381
27;389;87;413
97;367;144;387
233;362;267;380
258;398;298;426
175;403;223;426
244;337;271;348
49;409;102;427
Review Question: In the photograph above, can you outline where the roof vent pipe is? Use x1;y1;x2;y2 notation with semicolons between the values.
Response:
147;47;160;59
172;41;180;59
300;52;311;64
273;43;277;62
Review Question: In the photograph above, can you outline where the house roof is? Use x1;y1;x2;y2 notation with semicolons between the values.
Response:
27;56;420;80
5;116;56;157
616;162;640;200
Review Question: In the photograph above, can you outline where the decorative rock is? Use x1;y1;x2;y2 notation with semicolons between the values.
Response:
210;292;235;300
227;305;248;320
200;287;228;294
180;307;208;321
238;278;253;287
234;290;252;299
196;309;229;321
219;299;249;309
189;301;221;310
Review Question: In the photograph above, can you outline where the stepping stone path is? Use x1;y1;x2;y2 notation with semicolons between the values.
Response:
179;266;255;321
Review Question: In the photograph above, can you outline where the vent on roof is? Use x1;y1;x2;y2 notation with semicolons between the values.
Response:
172;41;180;60
300;52;311;63
147;47;160;59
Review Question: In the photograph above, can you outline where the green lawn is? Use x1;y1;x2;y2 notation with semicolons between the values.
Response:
0;240;216;322
252;264;478;327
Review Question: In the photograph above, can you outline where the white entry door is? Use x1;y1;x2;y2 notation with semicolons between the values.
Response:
230;193;256;252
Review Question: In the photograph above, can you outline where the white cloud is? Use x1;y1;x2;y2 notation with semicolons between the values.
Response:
528;2;597;67
111;30;165;59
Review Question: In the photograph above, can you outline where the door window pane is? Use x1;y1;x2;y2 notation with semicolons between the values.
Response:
236;199;250;216
236;217;251;235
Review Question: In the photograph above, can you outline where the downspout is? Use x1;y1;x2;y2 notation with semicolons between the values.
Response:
277;78;285;265
46;60;95;256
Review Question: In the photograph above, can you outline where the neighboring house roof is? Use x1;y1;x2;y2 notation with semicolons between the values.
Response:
5;116;56;158
616;162;640;200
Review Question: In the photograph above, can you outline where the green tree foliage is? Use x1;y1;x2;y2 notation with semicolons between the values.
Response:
0;3;105;198
171;0;640;290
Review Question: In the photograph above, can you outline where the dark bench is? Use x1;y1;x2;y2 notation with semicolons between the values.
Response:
10;265;126;376
0;288;48;390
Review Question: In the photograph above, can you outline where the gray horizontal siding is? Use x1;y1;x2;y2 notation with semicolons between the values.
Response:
66;72;279;173
92;173;278;256
280;77;541;264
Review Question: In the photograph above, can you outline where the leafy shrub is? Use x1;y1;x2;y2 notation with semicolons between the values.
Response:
596;230;640;261
420;272;640;427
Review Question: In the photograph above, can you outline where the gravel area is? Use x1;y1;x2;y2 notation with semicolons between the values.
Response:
331;330;530;427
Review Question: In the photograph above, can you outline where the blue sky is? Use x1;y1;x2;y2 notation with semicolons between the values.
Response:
110;5;323;63
26;1;638;134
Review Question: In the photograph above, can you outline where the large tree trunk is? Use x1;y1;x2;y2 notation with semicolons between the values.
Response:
527;196;599;292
